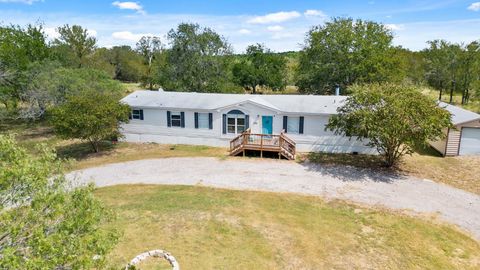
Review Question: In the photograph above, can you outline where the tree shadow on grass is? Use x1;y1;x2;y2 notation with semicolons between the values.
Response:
413;144;443;157
56;141;116;161
298;152;406;183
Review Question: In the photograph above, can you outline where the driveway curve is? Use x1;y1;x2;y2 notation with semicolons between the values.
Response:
67;157;480;240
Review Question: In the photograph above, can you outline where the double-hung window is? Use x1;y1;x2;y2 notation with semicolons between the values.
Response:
283;115;304;134
197;113;209;129
170;112;182;127
131;109;143;120
227;114;245;134
287;117;300;134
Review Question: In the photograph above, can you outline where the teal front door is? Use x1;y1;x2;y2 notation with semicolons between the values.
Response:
262;116;273;134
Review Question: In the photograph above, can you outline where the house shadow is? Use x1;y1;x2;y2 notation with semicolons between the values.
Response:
299;152;406;183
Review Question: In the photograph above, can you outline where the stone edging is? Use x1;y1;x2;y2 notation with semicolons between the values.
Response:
125;249;179;270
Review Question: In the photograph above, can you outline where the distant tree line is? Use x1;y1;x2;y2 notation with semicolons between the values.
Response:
1;18;480;120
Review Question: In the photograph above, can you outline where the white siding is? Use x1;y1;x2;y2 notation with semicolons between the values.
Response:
122;105;375;154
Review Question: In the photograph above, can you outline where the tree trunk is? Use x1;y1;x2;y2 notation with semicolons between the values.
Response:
449;80;455;104
252;85;257;94
438;80;443;101
89;140;99;153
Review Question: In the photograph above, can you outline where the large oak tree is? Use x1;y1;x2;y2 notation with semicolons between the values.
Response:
296;18;399;94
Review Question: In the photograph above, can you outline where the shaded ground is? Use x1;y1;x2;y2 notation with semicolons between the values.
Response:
69;157;480;241
97;185;480;270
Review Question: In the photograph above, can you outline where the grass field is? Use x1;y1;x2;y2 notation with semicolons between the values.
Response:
97;185;480;269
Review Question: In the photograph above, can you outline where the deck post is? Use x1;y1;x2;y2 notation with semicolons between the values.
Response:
260;135;263;158
243;149;245;157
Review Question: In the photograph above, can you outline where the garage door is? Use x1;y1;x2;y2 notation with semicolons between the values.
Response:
459;128;480;155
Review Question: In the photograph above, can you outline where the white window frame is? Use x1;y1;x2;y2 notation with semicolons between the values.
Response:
170;112;182;127
227;114;245;134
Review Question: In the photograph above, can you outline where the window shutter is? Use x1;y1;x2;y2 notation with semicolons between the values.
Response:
222;114;227;134
128;111;132;120
140;110;144;120
208;113;213;129
167;111;171;127
245;115;249;129
283;116;288;132
299;116;304;134
180;112;185;128
194;112;199;129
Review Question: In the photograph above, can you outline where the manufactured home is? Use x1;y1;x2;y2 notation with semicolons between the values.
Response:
121;90;480;158
429;102;480;156
121;90;376;159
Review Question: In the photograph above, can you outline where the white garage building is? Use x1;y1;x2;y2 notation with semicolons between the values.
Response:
430;102;480;156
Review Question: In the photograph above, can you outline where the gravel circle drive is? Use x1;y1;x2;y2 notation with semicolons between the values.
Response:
67;157;480;241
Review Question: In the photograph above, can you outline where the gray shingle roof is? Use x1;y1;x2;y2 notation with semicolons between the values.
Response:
438;101;480;125
121;90;480;123
121;90;347;114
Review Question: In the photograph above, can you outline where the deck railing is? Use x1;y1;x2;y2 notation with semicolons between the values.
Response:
229;129;296;159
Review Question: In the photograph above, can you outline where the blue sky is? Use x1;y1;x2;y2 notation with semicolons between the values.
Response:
1;0;480;52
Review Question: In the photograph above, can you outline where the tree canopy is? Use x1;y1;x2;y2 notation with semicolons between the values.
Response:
163;23;236;92
424;40;480;104
53;24;97;68
327;83;452;167
0;134;118;268
136;36;163;89
232;43;287;93
49;90;130;152
296;17;399;94
20;64;124;119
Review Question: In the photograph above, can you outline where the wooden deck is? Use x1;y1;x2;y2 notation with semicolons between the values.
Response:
229;129;296;160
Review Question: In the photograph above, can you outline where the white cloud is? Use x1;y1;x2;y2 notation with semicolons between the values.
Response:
87;29;97;37
304;9;327;18
112;1;145;14
247;11;301;24
0;0;41;4
267;25;284;32
238;29;251;35
386;24;405;31
111;31;153;42
468;2;480;11
271;32;295;40
44;27;59;39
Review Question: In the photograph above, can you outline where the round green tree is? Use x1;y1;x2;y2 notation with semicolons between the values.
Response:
50;90;131;152
326;83;453;167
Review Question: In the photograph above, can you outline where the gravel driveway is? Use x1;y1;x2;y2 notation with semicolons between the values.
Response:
67;157;480;240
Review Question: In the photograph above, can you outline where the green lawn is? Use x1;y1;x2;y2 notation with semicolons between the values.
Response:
97;185;480;269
